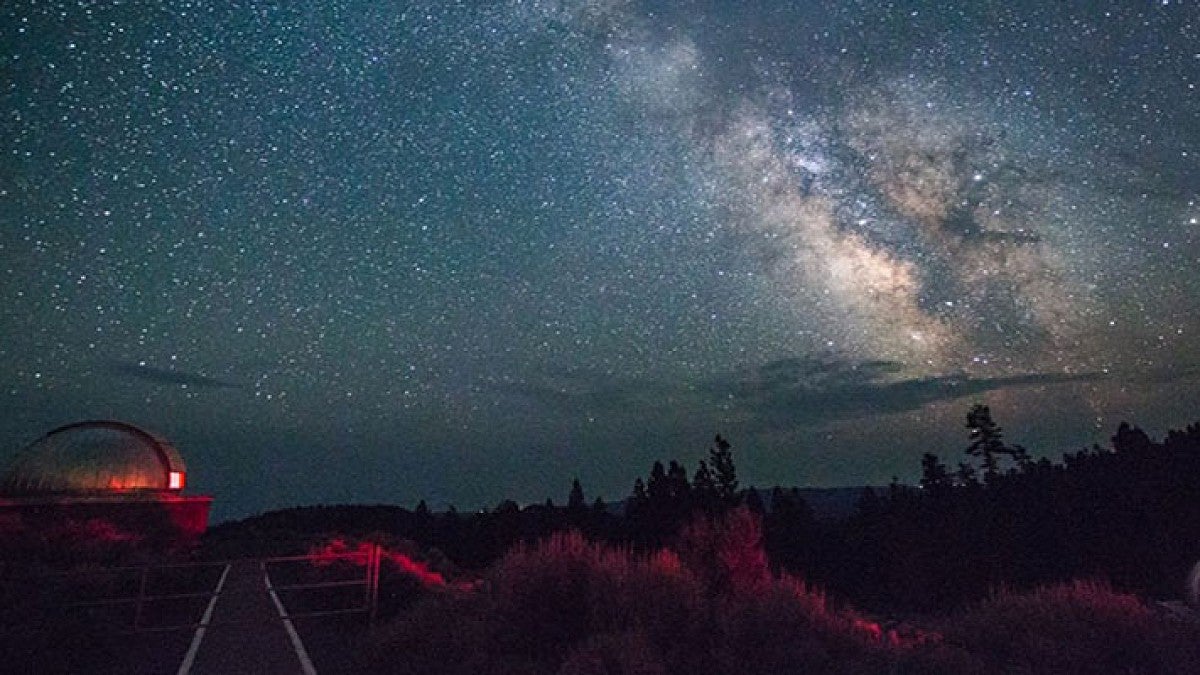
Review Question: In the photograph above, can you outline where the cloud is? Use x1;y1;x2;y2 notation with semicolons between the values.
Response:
106;361;246;389
717;365;1108;429
499;358;1115;431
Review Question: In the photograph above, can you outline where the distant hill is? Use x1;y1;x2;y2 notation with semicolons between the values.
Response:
781;486;880;520
206;485;877;546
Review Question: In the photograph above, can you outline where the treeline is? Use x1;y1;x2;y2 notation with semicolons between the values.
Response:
204;411;1200;611
831;408;1200;610
202;435;803;569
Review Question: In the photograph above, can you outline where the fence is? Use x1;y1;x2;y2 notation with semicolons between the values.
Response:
260;545;383;624
6;545;384;633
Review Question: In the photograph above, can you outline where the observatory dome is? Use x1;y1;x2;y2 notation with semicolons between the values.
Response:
1;420;187;494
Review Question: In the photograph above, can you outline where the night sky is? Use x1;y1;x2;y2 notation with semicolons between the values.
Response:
2;1;1198;521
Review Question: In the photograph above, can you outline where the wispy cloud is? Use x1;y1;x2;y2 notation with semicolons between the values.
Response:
497;358;1119;430
107;360;246;389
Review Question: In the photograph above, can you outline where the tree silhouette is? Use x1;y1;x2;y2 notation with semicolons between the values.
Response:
692;459;718;513
956;461;979;486
709;434;739;508
646;461;669;505
1112;422;1153;455
567;478;586;512
666;461;691;503
630;477;649;516
920;453;953;492
966;404;1006;478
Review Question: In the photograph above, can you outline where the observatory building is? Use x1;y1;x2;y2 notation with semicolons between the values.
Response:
0;420;212;552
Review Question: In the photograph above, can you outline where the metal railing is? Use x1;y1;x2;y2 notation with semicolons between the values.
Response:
5;546;384;633
38;560;229;633
260;545;382;624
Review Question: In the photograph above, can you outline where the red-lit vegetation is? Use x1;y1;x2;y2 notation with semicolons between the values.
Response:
358;509;1200;675
9;414;1200;672
308;536;448;588
277;534;473;619
935;580;1200;675
360;509;957;675
0;515;150;567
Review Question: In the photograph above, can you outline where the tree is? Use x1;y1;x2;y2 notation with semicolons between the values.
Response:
965;403;1032;479
1112;422;1153;455
567;478;586;512
494;499;520;515
966;404;1005;478
920;453;953;492
630;478;649;514
646;461;669;505
710;434;739;508
956;461;979;487
666;461;692;502
692;459;718;513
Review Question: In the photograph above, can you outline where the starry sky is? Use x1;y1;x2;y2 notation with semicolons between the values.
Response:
2;1;1198;521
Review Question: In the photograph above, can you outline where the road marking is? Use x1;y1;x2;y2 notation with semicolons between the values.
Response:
263;563;319;675
177;563;231;675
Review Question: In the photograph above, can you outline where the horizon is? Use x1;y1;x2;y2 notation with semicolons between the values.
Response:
3;0;1198;522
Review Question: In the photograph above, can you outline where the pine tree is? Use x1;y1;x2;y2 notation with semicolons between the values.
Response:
647;460;669;505
567;477;586;512
920;453;952;492
632;477;648;502
966;404;1005;478
1011;444;1032;470
956;461;979;486
630;477;649;517
710;434;739;508
1112;422;1153;454
666;461;692;502
693;459;718;513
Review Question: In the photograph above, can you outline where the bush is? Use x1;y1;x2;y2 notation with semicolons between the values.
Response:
361;526;897;675
557;630;668;675
487;531;708;667
360;524;1200;675
938;580;1200;674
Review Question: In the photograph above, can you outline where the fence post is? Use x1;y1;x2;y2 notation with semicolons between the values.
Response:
362;547;372;612
132;565;150;631
369;544;381;626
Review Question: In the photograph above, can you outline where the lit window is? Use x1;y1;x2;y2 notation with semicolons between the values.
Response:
169;471;184;490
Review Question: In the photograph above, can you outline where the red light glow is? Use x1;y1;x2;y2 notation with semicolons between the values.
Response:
308;538;452;588
168;471;184;490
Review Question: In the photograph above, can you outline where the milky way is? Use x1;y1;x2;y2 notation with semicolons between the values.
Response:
2;1;1197;519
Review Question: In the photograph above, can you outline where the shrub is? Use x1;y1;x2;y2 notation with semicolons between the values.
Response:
360;528;898;675
938;580;1200;674
486;531;708;666
676;507;770;596
557;630;668;675
362;528;1200;675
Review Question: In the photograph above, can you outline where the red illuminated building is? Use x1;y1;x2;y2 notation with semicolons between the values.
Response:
0;420;212;554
